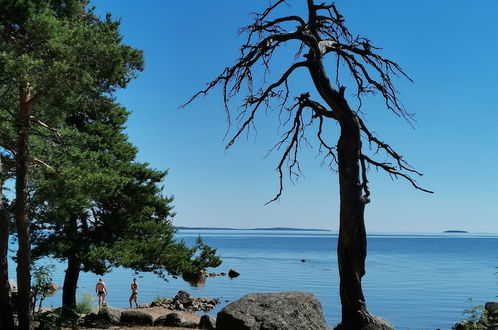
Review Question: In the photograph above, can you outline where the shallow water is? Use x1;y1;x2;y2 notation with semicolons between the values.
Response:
7;230;498;329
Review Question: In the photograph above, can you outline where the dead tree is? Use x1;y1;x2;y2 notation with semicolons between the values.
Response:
184;1;431;329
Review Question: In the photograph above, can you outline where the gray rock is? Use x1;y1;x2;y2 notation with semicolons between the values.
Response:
167;290;220;312
216;291;327;330
485;301;498;311
175;290;193;307
97;306;122;324
199;314;216;329
120;309;153;325
154;312;182;326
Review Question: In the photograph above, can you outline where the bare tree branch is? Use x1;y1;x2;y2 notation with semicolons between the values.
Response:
361;154;433;193
266;102;305;204
357;116;423;176
30;157;54;171
184;0;430;202
30;116;62;139
225;60;308;149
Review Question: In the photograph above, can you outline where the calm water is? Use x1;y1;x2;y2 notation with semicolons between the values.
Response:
7;230;498;329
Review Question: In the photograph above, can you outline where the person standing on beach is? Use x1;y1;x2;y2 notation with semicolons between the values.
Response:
129;278;139;308
95;278;108;308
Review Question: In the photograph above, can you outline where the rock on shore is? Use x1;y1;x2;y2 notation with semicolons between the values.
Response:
161;290;220;312
120;309;154;325
216;291;327;330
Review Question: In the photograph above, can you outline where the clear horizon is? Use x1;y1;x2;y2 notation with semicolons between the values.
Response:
177;227;498;235
91;0;498;233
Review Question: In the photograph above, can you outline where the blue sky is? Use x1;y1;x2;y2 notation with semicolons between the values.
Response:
92;0;498;233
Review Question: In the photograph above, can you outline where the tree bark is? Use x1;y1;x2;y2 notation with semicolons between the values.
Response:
0;155;15;330
62;253;81;309
336;111;372;329
16;82;33;330
307;56;374;328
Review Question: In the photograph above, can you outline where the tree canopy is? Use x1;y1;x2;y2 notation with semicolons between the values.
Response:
30;96;221;307
0;1;144;326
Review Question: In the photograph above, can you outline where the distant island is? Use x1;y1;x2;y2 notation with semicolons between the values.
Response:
443;230;468;233
176;226;332;232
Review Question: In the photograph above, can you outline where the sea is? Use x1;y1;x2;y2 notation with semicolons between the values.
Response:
6;230;498;329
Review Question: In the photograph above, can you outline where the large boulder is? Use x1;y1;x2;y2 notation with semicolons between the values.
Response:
120;309;154;325
216;291;327;330
97;306;122;324
154;313;182;326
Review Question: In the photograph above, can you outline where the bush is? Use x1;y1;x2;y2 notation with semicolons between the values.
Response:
75;292;94;314
454;298;498;330
152;295;168;304
35;308;80;330
462;298;484;324
32;264;55;314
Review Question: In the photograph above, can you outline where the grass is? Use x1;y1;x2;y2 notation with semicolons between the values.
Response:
75;292;95;314
152;295;169;304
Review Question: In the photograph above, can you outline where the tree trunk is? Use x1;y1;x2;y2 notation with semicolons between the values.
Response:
335;112;373;329
62;254;81;309
0;155;15;330
16;83;33;330
307;58;374;328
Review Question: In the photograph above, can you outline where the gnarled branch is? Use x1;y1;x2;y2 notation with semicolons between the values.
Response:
184;0;430;202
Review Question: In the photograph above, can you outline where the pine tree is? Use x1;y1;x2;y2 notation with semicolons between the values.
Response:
30;97;221;309
0;1;143;327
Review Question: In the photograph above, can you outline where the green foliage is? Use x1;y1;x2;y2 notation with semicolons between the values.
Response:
35;307;81;330
153;296;168;304
31;263;55;314
0;0;144;100
75;292;94;314
458;298;498;330
30;91;221;299
0;0;144;193
0;0;144;325
462;298;484;324
35;311;62;330
1;0;221;311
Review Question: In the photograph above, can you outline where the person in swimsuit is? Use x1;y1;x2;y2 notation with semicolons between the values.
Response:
129;278;139;308
95;278;108;308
